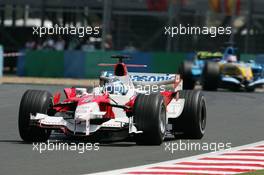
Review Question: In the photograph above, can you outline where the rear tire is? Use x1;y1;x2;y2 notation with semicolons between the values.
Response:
133;93;166;145
202;62;220;91
18;90;52;142
172;90;206;139
179;61;195;89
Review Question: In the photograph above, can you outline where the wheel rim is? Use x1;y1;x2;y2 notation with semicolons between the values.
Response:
159;104;166;135
199;98;206;133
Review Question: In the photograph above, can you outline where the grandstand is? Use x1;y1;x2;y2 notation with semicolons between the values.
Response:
1;0;264;76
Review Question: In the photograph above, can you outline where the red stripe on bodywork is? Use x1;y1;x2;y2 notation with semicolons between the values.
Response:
161;91;175;106
64;87;76;99
53;91;61;105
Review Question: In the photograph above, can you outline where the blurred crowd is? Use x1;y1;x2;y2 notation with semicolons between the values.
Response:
25;34;138;52
25;34;113;51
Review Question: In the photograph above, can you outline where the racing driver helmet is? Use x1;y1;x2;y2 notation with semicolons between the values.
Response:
104;78;128;95
226;55;237;63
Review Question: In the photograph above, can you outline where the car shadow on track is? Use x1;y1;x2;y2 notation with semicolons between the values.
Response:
3;133;199;147
0;139;29;144
0;138;185;147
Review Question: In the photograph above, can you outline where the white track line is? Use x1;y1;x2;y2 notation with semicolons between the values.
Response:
87;140;264;175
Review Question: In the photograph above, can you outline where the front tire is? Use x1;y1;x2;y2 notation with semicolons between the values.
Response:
202;62;220;91
173;90;206;139
18;90;52;142
133;93;166;145
178;61;195;89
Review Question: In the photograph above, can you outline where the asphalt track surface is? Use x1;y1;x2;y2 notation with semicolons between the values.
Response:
0;84;264;175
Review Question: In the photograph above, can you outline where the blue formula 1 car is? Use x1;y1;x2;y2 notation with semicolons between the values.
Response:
179;46;264;92
178;51;223;89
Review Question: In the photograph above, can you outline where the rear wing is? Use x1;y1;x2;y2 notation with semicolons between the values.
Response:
100;71;182;91
197;51;223;60
101;71;174;81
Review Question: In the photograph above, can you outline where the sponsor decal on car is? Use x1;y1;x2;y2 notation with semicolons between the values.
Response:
101;71;175;82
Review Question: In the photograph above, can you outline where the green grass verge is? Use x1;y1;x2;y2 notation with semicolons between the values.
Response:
238;170;264;175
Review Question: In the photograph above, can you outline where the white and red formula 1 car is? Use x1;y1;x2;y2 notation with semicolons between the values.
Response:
18;55;207;145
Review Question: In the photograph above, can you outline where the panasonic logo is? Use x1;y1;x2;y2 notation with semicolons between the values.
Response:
130;75;174;82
